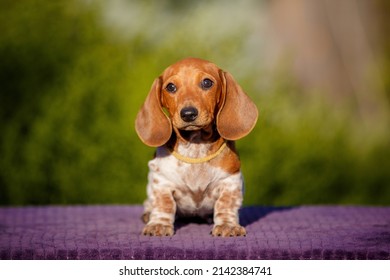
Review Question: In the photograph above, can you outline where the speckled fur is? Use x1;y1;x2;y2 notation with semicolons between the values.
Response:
143;140;244;234
136;58;258;237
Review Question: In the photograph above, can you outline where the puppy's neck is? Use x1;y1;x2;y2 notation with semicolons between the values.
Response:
167;125;226;161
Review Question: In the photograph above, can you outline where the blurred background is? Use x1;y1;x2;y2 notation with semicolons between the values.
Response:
1;0;389;206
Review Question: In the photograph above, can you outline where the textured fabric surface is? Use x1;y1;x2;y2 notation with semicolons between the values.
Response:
0;205;389;260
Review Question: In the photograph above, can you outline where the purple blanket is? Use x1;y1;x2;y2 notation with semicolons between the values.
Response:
0;205;389;260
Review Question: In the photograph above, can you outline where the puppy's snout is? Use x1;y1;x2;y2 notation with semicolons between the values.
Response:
180;107;198;122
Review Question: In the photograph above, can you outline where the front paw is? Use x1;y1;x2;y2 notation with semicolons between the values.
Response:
142;223;174;236
211;224;246;237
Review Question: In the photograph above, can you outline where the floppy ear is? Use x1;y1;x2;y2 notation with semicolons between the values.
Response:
216;71;258;140
135;77;172;147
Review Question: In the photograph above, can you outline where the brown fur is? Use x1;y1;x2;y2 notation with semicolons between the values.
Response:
135;58;258;237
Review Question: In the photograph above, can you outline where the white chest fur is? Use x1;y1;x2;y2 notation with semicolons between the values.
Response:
146;143;243;218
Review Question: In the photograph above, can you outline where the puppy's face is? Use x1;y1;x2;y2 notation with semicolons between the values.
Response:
160;59;222;131
135;57;258;147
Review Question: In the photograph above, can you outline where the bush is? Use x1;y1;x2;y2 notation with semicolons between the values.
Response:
240;81;390;206
1;0;389;206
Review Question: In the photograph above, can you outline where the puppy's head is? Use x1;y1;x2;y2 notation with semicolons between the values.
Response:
160;58;222;132
135;58;258;147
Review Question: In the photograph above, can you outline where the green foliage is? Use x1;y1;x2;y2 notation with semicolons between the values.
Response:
240;78;390;206
1;0;389;206
0;0;148;204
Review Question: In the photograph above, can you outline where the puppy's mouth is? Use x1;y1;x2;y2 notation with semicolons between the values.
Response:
174;117;212;131
176;119;214;132
177;126;215;142
179;124;204;131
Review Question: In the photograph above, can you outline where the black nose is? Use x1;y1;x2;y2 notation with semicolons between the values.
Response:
180;107;198;122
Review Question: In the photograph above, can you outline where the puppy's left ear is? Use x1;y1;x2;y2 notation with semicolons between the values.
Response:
216;71;258;140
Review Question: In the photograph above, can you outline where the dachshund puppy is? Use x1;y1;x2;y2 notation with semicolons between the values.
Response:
135;58;258;237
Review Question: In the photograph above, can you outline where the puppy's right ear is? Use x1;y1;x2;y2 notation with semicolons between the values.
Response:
135;77;172;147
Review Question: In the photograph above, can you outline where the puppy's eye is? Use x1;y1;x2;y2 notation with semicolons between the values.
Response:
201;78;213;90
166;83;177;93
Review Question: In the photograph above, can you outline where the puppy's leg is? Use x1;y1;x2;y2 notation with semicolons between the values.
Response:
211;174;246;237
142;189;176;236
141;198;152;224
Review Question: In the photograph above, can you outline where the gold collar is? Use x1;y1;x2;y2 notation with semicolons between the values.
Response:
170;141;227;164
